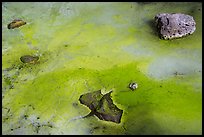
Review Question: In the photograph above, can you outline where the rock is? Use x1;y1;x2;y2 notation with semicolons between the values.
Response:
7;19;26;29
129;82;138;91
20;55;39;64
155;13;196;39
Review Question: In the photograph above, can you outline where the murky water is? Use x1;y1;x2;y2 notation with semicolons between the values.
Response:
2;2;202;135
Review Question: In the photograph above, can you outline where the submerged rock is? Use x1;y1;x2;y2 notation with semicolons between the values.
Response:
79;90;123;123
155;13;196;39
20;55;39;64
7;19;26;29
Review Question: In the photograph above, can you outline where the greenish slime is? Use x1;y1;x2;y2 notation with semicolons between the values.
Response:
2;2;202;135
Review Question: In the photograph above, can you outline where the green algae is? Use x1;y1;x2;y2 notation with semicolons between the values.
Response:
2;63;201;134
2;2;202;135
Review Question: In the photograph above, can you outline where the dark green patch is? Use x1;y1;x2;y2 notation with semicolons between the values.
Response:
79;90;103;110
79;90;123;123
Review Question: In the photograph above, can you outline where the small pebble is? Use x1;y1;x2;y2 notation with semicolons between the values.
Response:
129;82;138;91
7;19;26;29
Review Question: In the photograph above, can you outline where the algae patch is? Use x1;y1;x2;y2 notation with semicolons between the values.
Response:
2;62;202;135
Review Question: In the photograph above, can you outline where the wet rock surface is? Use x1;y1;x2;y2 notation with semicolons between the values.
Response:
79;90;123;123
155;13;196;39
7;19;26;29
20;55;39;64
